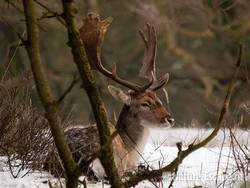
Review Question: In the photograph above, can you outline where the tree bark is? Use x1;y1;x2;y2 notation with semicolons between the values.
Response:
22;0;80;187
61;1;124;187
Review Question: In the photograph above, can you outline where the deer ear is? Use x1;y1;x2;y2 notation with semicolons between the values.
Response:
108;85;131;105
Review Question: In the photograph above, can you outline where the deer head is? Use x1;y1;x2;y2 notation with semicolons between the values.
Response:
107;85;174;128
80;13;174;128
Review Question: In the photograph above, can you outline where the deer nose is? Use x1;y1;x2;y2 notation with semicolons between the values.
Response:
167;117;174;125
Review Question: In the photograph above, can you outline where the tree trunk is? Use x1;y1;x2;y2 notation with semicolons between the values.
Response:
22;0;80;187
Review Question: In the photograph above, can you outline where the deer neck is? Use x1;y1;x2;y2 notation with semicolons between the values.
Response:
116;105;149;153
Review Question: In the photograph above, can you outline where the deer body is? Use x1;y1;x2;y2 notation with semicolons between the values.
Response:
57;90;173;178
44;14;174;179
44;90;173;178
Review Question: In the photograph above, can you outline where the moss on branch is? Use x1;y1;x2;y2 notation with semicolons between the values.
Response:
61;1;124;187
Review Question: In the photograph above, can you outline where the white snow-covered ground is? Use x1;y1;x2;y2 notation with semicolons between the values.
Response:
149;128;250;147
0;128;249;188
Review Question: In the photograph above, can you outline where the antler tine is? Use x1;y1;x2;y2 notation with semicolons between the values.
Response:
97;63;153;92
94;59;143;91
150;73;169;91
139;30;148;45
80;13;153;92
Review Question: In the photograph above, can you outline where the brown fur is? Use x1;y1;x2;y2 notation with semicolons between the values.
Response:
43;90;173;178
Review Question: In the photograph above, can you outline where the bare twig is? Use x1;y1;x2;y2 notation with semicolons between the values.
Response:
216;127;226;185
0;29;26;82
57;72;79;104
5;0;24;13
34;0;65;26
168;142;182;188
0;16;26;43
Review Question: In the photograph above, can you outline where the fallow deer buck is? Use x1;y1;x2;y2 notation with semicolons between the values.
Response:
44;13;174;179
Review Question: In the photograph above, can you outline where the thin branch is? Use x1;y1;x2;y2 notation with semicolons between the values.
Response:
1;30;26;82
0;16;27;43
125;44;244;187
34;0;65;26
215;127;226;185
168;142;182;188
230;128;250;159
57;72;79;104
3;1;47;32
5;0;24;13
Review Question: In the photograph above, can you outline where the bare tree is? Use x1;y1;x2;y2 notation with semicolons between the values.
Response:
15;0;244;187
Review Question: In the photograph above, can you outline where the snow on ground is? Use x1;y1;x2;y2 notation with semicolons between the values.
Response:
149;128;250;147
0;161;53;188
140;145;246;188
0;128;249;188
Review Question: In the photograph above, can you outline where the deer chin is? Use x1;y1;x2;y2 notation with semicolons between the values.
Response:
161;118;173;128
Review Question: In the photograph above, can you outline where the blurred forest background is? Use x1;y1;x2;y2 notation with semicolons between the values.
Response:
0;0;249;128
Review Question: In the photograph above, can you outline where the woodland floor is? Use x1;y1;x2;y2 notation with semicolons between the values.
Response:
0;128;249;188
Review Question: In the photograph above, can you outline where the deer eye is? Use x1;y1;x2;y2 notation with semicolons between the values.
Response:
141;102;150;107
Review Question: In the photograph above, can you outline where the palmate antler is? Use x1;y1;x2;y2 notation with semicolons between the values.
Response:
79;13;168;92
139;24;169;91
